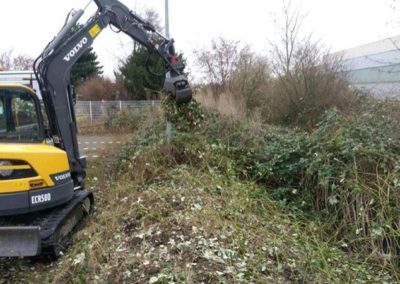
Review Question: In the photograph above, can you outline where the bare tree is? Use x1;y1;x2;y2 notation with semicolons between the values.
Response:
0;49;13;70
268;0;354;127
195;37;244;93
196;39;272;116
0;49;34;71
143;9;162;32
12;55;34;71
270;0;308;75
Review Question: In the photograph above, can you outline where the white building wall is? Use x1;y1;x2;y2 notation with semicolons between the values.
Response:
331;35;400;99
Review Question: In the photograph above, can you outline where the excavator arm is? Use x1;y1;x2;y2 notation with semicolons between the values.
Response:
34;0;192;189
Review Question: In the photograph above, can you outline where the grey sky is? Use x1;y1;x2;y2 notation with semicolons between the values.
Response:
0;0;399;78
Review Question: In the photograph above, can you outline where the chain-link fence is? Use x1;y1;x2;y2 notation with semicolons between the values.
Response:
75;100;160;123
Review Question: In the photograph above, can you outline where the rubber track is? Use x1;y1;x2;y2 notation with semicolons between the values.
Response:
40;191;94;257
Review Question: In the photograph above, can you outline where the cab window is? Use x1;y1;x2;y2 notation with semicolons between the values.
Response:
0;98;5;132
0;88;42;143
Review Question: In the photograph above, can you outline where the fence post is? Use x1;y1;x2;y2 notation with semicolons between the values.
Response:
166;121;173;143
89;101;93;125
119;100;122;112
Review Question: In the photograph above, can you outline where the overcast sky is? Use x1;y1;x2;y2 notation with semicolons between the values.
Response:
0;0;399;79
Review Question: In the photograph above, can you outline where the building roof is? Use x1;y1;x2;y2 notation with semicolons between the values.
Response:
331;34;400;60
329;34;400;99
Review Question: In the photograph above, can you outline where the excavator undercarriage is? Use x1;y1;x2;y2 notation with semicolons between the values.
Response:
0;191;93;258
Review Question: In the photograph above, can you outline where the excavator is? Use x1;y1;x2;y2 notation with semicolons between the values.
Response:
0;0;191;258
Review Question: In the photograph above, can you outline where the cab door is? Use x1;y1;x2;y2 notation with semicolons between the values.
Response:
0;86;44;143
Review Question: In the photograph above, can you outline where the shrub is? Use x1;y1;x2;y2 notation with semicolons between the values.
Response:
267;43;357;128
195;41;272;120
116;101;400;270
195;37;359;129
104;109;156;132
356;97;400;136
238;109;400;262
230;51;271;115
77;76;129;101
161;97;205;132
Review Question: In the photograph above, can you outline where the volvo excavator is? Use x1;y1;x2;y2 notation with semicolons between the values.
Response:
0;0;192;258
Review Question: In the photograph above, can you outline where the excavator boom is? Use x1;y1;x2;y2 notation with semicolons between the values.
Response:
35;0;192;189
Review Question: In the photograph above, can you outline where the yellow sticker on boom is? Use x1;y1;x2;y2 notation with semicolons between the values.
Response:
89;24;101;38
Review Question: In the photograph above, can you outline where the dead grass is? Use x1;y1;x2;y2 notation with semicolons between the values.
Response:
195;88;246;120
45;165;397;283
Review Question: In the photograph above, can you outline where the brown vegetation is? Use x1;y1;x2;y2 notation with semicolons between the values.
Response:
194;1;360;129
77;76;129;101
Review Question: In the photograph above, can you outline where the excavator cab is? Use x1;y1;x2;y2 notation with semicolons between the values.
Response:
0;84;43;143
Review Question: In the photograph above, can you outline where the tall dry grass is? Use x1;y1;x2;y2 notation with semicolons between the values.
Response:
195;87;246;120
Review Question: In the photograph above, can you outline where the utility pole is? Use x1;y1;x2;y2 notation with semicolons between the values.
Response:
165;0;173;143
165;0;170;38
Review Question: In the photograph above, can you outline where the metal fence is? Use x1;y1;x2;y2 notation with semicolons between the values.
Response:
75;100;160;123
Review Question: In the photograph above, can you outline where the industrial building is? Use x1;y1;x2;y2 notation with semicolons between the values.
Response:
332;35;400;99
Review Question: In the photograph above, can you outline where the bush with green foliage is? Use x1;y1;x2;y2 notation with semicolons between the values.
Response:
116;102;400;271
104;109;154;132
240;110;400;258
161;97;205;131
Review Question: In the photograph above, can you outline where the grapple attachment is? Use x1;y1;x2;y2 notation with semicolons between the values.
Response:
164;75;193;104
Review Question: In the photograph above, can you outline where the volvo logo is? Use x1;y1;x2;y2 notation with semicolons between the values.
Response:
54;172;71;182
63;37;88;62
